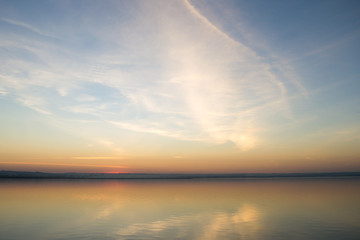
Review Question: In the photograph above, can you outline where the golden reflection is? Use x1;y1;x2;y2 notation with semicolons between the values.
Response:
201;204;261;240
201;212;229;240
233;204;260;223
0;178;360;239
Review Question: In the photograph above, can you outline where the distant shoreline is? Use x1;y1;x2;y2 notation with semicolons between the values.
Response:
1;170;360;180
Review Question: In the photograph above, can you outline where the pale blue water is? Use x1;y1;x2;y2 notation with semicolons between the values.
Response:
0;178;359;240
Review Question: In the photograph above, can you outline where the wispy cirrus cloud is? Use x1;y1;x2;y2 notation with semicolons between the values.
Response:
0;0;306;151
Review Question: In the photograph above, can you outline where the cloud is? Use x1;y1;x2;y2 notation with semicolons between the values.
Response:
16;95;52;115
0;0;307;151
0;17;56;39
0;161;126;169
71;156;119;160
109;121;205;142
0;87;8;96
173;155;188;159
183;0;240;46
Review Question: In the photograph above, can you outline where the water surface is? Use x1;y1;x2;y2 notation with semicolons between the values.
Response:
0;178;359;239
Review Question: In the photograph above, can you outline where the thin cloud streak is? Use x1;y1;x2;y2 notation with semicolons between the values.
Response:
72;157;120;160
0;161;126;169
183;0;241;46
0;17;57;39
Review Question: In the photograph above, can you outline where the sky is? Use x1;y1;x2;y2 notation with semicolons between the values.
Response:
0;0;359;173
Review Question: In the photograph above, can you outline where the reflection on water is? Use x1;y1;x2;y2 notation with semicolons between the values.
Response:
0;178;359;240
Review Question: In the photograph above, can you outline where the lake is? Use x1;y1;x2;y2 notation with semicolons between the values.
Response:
0;178;359;239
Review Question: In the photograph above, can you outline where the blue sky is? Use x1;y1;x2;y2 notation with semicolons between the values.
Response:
0;0;359;173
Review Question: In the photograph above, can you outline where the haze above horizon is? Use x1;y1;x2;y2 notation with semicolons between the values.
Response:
0;0;359;174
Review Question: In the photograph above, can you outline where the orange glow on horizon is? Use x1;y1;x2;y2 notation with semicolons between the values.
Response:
104;171;129;174
0;161;127;173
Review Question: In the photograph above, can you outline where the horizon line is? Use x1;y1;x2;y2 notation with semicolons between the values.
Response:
1;170;360;180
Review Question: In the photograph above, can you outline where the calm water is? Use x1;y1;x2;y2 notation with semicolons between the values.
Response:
0;178;359;240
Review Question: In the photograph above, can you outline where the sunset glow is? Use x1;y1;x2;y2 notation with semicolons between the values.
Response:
0;0;359;173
